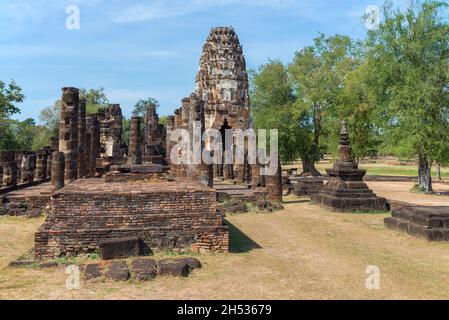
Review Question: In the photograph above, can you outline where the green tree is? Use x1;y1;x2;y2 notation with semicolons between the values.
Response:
0;80;24;151
250;60;300;164
80;87;109;114
0;80;24;119
336;61;383;160
132;98;159;117
288;34;361;174
364;0;449;192
159;115;168;128
39;100;61;136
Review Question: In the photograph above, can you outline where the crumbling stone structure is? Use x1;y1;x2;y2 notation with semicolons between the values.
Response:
35;180;229;259
168;27;256;185
170;108;183;177
143;103;166;165
165;115;175;165
20;153;35;184
385;203;449;241
186;93;213;187
98;104;125;166
312;121;389;212
59;87;79;184
128;117;142;165
1;151;17;188
35;150;48;181
51;151;65;191
77;97;88;178
291;176;324;197
266;161;283;202
46;155;52;179
50;136;59;152
193;27;252;182
86;115;100;177
196;27;251;131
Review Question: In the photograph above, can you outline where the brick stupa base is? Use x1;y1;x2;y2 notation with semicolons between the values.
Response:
35;179;229;259
311;121;389;213
385;204;449;241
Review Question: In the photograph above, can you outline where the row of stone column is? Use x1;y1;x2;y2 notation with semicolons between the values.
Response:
59;87;100;185
1;151;17;188
167;94;213;187
165;100;282;201
0;150;53;189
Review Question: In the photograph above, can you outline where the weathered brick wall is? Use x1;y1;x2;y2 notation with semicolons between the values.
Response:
35;180;229;259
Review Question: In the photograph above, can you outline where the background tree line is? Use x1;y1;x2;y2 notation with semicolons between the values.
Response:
1;0;447;193
0;84;164;155
250;0;449;192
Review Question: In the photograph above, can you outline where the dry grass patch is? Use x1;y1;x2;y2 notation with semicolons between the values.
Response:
1;190;449;299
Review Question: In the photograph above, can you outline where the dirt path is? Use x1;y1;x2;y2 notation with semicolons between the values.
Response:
2;191;449;299
367;181;449;206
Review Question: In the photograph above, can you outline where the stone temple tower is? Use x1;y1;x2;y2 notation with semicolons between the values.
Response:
195;27;251;131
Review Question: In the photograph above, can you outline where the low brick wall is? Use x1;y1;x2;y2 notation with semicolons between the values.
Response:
1;181;52;215
0;178;50;195
35;179;229;259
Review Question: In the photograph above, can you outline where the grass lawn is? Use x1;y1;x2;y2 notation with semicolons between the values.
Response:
282;161;449;178
2;193;449;299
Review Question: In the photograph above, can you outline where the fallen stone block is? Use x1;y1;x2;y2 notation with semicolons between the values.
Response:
9;260;35;268
26;209;42;218
105;261;130;282
130;258;157;281
84;263;103;280
157;259;190;277
38;262;59;269
99;237;141;260
168;257;202;270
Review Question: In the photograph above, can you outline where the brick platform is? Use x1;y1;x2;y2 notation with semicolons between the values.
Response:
214;181;266;202
35;179;229;259
385;204;449;241
291;176;325;197
1;182;52;215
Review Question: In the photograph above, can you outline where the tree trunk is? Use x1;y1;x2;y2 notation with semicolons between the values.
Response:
436;163;442;181
418;155;433;193
301;156;321;177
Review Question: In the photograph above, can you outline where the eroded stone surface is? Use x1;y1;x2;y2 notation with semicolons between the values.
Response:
99;236;141;260
385;204;449;241
105;261;130;282
130;258;157;281
312;121;389;212
84;263;102;280
34;179;229;259
157;259;190;277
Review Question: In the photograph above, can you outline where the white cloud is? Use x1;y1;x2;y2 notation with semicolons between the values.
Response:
112;0;299;23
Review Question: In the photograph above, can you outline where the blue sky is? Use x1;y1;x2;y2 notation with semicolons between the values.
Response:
0;0;392;122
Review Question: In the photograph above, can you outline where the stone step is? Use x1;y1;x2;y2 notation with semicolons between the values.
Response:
391;205;449;228
385;216;449;241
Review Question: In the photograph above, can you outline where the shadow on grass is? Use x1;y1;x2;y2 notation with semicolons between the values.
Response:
282;199;311;204
225;220;262;253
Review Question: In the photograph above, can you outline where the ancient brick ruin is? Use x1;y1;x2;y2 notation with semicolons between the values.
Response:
291;176;324;197
167;26;278;202
385;203;449;241
311;121;389;212
97;104;125;169
143;103;166;165
0;26;286;260
35;180;228;259
194;27;252;182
